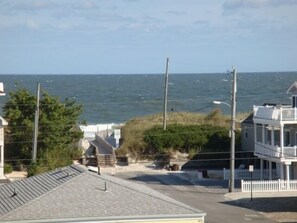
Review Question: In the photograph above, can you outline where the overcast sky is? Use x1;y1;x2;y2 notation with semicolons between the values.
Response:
0;0;296;74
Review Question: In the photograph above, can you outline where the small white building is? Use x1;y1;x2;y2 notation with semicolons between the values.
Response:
253;82;297;182
0;83;7;179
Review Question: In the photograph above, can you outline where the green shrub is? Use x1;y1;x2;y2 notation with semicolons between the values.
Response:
118;111;245;158
144;124;230;155
4;163;13;174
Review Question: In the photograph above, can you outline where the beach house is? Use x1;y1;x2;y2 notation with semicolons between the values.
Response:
252;82;297;181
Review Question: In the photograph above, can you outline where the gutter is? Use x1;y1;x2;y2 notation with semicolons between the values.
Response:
2;214;206;223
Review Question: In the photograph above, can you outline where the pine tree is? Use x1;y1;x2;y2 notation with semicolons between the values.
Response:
3;87;84;175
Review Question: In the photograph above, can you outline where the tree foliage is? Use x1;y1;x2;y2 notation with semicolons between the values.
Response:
143;124;230;154
3;87;84;174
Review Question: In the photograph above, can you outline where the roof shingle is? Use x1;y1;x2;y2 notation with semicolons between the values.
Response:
0;165;205;222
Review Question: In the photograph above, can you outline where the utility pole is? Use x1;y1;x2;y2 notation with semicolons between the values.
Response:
229;67;237;192
163;57;169;130
32;83;40;163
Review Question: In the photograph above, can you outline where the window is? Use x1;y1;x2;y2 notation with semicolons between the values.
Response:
274;130;280;146
256;124;262;143
265;128;271;145
284;130;291;146
293;96;297;108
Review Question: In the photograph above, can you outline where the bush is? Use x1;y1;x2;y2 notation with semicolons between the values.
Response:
4;163;13;174
118;111;244;158
144;124;230;154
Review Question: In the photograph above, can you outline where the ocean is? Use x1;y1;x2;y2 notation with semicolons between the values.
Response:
0;72;296;124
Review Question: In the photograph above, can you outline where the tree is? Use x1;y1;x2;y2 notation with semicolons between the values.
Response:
3;86;84;174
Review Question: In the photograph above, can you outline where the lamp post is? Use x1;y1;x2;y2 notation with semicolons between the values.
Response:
213;100;235;192
213;68;237;193
213;101;231;107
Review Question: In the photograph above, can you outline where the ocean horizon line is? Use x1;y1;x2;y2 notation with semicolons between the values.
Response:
0;71;296;76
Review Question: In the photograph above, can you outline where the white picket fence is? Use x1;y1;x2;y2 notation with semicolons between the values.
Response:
8;177;26;182
223;168;277;180
241;179;297;192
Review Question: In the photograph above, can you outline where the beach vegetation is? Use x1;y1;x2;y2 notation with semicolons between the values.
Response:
4;163;13;174
3;86;84;175
117;109;245;159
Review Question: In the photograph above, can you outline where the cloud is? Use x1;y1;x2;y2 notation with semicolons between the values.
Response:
167;10;187;16
9;0;59;11
223;0;269;10
25;19;40;29
82;0;97;9
193;20;209;26
223;0;297;11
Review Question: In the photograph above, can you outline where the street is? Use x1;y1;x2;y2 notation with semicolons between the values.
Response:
115;171;276;223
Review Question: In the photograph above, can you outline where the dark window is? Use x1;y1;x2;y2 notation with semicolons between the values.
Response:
293;96;297;108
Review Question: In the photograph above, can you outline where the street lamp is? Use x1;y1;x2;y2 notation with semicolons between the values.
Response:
213;70;237;192
213;101;231;107
213;99;236;192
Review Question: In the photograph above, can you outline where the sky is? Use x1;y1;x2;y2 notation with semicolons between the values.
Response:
0;0;296;74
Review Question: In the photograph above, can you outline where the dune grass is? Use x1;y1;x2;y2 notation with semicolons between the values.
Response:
117;109;250;157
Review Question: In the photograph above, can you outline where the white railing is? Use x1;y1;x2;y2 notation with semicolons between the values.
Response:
241;179;297;192
8;177;26;182
282;107;297;121
255;143;297;159
254;106;297;122
223;168;277;180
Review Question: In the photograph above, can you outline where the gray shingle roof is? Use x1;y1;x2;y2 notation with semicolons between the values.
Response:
0;165;85;216
0;165;205;222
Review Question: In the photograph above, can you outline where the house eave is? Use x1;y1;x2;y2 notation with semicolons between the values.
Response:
2;214;207;223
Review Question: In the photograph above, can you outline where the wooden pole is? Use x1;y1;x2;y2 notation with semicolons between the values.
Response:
229;68;237;192
32;83;40;163
163;58;169;130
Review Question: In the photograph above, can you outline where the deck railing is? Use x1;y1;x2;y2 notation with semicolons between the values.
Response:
255;143;297;159
254;106;297;122
223;168;277;180
241;179;297;192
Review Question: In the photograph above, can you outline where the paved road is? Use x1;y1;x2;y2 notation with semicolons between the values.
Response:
115;171;275;223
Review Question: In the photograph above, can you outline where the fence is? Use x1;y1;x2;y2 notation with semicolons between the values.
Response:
223;168;278;180
241;179;297;192
8;177;26;182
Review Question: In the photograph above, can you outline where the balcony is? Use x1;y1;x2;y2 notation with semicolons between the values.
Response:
255;142;297;161
254;106;297;122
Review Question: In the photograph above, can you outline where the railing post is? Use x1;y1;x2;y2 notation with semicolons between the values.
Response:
278;179;281;192
295;107;297;121
241;180;243;192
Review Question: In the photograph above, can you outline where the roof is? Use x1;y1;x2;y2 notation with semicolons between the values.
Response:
0;165;85;216
287;81;297;94
0;165;205;222
0;82;5;96
0;116;8;126
241;113;254;125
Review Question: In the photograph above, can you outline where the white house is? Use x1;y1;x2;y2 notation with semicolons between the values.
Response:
253;82;297;182
0;83;7;179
